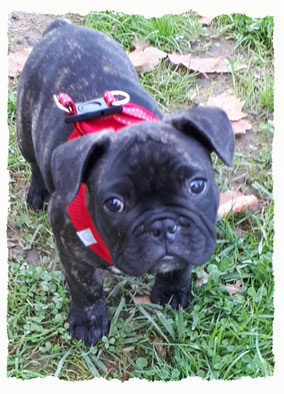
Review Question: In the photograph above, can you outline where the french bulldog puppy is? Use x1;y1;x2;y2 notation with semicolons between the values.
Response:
17;18;234;346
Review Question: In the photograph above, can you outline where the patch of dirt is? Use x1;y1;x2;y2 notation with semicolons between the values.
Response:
7;226;40;266
8;12;59;51
8;11;85;51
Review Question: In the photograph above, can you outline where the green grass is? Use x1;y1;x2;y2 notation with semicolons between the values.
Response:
84;11;203;52
7;11;274;381
214;14;274;56
139;64;197;112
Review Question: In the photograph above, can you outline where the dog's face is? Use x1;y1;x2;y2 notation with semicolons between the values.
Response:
51;107;234;276
87;123;218;276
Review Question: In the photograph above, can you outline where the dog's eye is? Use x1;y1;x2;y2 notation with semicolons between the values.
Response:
189;179;207;194
104;198;124;213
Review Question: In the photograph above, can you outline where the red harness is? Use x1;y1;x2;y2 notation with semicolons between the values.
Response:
55;90;160;265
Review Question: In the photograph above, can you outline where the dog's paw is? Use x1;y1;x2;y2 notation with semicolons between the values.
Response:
27;184;50;211
68;299;109;346
151;286;192;310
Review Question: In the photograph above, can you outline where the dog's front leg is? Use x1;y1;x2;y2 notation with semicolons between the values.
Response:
64;263;109;347
151;266;193;310
49;194;109;346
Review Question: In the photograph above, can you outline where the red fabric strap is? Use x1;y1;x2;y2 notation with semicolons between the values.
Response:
57;90;160;264
67;184;112;264
68;91;159;140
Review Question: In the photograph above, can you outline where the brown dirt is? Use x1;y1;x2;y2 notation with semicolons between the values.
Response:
8;11;59;50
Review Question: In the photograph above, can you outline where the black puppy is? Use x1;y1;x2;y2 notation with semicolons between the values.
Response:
17;18;234;346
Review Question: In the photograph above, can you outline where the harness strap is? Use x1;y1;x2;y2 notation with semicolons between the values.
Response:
67;183;112;264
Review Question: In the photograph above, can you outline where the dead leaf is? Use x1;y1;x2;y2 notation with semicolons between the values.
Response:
219;190;243;206
189;56;236;74
9;344;18;355
195;269;209;288
132;36;150;50
153;337;167;358
206;92;247;121
231;118;252;135
199;16;215;26
135;295;152;304
8;46;31;77
189;56;221;74
226;279;242;295
188;56;247;74
7;237;17;248
204;92;252;135
168;52;191;68
218;190;258;218
129;46;167;72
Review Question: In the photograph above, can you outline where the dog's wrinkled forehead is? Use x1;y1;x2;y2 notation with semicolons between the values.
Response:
100;122;212;192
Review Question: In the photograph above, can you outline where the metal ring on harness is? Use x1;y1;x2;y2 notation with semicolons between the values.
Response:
53;94;72;113
110;90;130;106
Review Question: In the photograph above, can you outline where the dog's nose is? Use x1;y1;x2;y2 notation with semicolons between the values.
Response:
150;219;178;241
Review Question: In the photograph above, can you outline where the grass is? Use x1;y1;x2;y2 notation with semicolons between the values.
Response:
213;14;274;56
7;11;274;380
84;11;203;52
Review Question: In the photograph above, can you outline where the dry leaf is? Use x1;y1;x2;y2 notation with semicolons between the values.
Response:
129;46;167;72
8;46;31;77
218;190;258;218
189;56;247;74
189;56;237;74
189;56;222;74
226;279;242;295
168;52;191;68
205;92;252;135
153;337;167;358
9;344;18;355
195;269;209;288
199;16;215;26
135;295;152;304
219;190;243;206
206;92;247;121
7;237;17;248
231;119;252;135
132;37;150;50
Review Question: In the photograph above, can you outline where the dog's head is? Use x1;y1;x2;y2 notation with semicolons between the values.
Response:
51;106;234;275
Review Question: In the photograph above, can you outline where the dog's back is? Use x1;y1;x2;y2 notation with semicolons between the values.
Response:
16;19;162;197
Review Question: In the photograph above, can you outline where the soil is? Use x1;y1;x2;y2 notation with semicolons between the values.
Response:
8;11;58;50
8;11;85;50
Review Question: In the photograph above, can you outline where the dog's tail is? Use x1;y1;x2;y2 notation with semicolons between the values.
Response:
43;18;72;36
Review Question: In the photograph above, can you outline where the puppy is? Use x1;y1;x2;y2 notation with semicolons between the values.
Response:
17;18;234;346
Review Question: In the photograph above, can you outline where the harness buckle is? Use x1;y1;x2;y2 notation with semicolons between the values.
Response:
107;90;130;106
54;90;130;125
53;93;75;114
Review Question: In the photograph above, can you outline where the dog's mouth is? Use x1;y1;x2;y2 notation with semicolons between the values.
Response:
148;255;185;274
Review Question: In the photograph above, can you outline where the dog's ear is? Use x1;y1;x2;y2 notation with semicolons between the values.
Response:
51;131;112;204
165;106;235;166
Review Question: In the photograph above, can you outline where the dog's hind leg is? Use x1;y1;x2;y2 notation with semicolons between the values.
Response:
26;162;50;211
17;91;50;211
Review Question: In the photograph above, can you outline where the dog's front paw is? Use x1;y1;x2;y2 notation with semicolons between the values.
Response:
151;285;192;310
68;299;109;346
27;184;50;211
